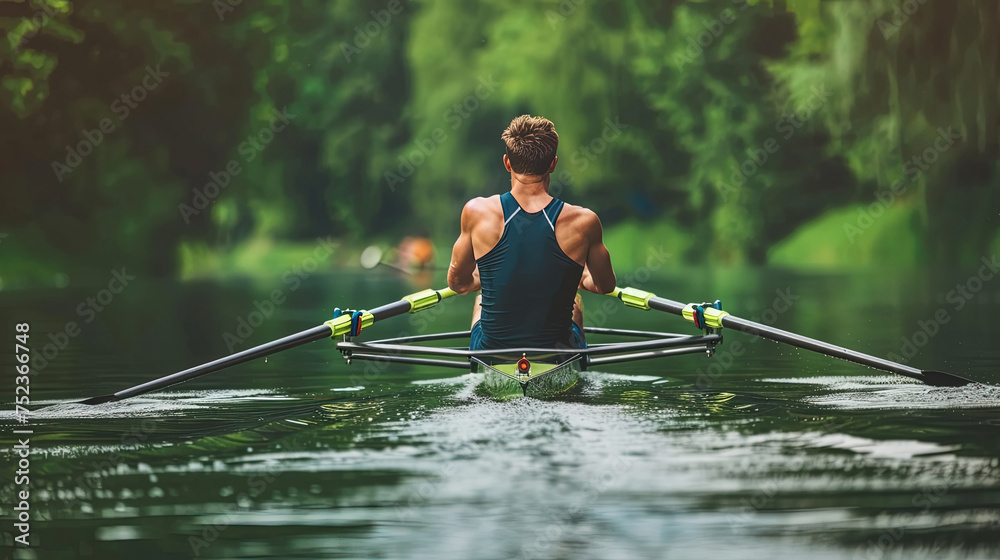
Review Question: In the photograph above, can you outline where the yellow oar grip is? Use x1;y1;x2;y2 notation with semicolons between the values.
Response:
437;287;458;300
403;287;456;313
607;286;654;310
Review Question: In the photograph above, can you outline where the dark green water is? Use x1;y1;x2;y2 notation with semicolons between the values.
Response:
2;269;999;559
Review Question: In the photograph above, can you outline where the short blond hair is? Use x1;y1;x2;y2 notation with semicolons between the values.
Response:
501;115;559;175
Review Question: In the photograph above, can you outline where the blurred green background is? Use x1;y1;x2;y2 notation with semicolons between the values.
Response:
2;0;998;287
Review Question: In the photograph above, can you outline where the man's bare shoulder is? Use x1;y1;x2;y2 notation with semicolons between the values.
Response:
463;195;502;217
558;202;602;232
460;196;503;233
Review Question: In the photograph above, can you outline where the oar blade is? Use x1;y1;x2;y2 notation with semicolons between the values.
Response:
77;394;119;406
920;370;975;388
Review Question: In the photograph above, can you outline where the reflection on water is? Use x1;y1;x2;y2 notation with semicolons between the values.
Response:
1;269;999;559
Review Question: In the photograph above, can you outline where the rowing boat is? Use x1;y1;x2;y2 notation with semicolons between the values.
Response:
336;326;722;399
76;285;975;406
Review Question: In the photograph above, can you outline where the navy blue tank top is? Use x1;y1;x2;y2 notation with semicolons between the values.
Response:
475;192;584;350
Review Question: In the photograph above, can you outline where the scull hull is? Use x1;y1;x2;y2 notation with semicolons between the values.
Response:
476;357;582;400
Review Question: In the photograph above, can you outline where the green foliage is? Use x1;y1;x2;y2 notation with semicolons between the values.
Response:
0;0;997;285
768;198;923;268
769;0;1000;265
604;219;692;273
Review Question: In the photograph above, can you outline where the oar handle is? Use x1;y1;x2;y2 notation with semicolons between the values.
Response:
605;286;973;387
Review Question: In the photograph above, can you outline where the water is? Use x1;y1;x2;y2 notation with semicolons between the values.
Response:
2;269;999;559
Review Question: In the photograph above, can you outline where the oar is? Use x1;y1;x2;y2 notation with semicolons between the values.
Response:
78;287;457;405
608;287;974;387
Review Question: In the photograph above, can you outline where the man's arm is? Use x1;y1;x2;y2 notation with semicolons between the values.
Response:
447;199;483;295
578;211;616;294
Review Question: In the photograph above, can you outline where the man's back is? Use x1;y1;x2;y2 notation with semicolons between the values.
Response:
466;192;584;349
462;192;600;266
447;115;616;351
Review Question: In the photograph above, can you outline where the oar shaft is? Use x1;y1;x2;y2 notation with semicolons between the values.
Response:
605;287;970;386
722;314;924;377
81;287;458;404
369;300;412;321
647;297;685;315
650;294;932;377
647;296;924;377
113;325;333;401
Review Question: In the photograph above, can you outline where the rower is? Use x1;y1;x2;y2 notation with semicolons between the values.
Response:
447;115;617;353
